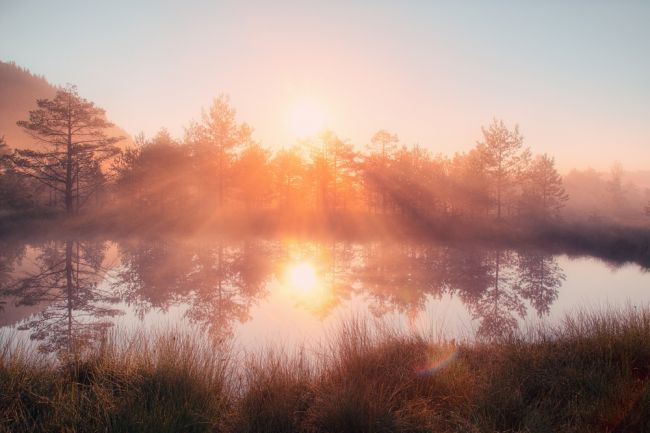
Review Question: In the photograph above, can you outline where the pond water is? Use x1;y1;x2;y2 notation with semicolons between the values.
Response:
1;236;649;356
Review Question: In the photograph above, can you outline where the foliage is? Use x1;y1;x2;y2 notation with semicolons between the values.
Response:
1;89;578;228
7;85;122;214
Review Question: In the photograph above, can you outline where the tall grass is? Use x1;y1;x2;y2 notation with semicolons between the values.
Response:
0;331;232;433
2;308;649;433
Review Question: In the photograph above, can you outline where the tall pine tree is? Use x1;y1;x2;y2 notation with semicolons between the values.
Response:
11;85;122;214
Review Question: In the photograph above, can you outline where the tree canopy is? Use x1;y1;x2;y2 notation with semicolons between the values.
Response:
9;85;122;213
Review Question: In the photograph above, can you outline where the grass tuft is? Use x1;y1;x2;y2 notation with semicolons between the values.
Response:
1;307;650;432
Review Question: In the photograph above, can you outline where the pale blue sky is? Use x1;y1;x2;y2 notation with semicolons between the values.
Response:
1;0;649;170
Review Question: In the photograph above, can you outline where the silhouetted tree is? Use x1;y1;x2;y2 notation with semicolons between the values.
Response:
365;130;399;213
0;135;32;209
186;94;252;208
607;162;626;210
234;141;273;210
447;149;492;217
10;86;122;214
309;131;357;212
477;119;530;219
378;144;446;218
112;129;192;213
272;146;307;211
521;154;568;219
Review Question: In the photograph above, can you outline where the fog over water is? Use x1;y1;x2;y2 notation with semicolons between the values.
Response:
2;235;649;358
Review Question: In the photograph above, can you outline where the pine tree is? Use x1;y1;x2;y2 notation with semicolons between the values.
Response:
10;85;122;214
185;94;252;208
477;119;530;219
272;146;306;211
522;154;568;218
365;130;399;213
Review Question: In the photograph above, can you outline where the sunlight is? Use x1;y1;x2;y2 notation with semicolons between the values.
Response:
288;99;326;138
286;261;318;293
281;260;333;313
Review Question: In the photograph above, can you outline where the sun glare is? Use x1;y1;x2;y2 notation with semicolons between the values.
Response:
287;261;318;293
288;99;326;138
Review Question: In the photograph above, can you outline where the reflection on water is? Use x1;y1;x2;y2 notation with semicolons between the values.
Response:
0;236;647;357
0;239;121;356
113;239;270;341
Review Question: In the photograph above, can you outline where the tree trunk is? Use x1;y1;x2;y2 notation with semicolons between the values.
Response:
65;106;74;214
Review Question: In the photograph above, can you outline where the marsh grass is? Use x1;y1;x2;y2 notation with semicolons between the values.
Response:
0;330;232;433
1;308;649;433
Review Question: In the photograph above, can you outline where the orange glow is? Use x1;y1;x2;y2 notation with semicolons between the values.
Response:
286;261;318;293
288;98;326;138
282;260;331;311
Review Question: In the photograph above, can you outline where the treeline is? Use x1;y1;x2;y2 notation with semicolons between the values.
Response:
1;86;572;230
563;164;650;223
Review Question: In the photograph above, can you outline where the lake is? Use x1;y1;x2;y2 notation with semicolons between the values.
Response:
1;235;649;356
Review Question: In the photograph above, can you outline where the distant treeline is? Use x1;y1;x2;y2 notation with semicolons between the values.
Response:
0;86;646;232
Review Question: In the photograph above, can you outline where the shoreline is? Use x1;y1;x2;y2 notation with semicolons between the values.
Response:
2;308;649;432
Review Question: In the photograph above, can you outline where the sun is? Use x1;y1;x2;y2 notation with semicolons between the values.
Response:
286;261;318;293
288;99;326;138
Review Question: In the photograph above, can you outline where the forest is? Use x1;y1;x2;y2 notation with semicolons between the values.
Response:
2;83;645;241
3;1;650;430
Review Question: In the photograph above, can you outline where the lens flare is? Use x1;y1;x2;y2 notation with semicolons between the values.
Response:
416;344;459;377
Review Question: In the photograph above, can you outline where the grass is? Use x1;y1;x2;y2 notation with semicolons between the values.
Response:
1;308;650;433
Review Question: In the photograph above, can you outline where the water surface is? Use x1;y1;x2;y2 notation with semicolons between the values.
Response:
1;236;649;356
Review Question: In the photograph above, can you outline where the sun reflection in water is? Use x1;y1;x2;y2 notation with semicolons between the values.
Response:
283;261;330;311
287;261;318;293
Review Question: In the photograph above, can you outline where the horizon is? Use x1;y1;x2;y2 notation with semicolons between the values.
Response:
1;1;649;172
3;4;650;431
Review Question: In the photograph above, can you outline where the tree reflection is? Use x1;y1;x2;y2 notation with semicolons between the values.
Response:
113;238;195;316
356;242;564;339
186;240;269;340
356;241;446;317
463;248;565;339
313;240;355;316
0;238;26;313
516;250;564;316
1;236;568;348
1;239;121;356
113;238;271;341
468;249;527;339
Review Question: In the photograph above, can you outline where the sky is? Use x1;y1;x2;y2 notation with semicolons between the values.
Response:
1;0;649;171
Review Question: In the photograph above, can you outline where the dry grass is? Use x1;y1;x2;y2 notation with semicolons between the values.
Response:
1;308;650;432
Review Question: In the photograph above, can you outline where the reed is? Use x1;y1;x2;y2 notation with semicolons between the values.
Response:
1;307;649;432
